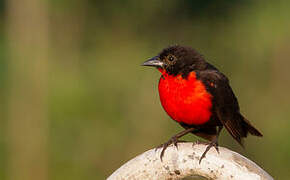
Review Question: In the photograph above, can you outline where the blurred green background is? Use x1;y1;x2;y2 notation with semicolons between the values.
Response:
0;0;289;179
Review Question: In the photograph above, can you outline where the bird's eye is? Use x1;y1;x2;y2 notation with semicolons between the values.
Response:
168;55;175;61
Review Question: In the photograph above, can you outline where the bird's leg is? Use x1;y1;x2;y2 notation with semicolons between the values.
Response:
199;126;223;164
156;127;198;161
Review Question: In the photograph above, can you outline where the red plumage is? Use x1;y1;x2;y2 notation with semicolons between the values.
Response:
158;69;212;125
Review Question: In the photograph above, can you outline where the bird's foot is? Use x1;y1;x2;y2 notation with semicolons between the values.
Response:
198;139;219;164
155;136;187;161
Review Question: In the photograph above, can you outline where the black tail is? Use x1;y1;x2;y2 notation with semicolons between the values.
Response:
241;116;263;137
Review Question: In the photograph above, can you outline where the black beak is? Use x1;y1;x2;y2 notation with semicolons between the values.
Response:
142;56;164;68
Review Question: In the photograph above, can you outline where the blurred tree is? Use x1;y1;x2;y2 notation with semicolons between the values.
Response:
6;0;49;180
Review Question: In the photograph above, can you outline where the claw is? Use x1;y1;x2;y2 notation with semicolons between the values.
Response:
155;143;163;152
199;141;219;164
159;140;175;161
155;127;197;161
158;138;187;161
173;137;179;149
214;143;219;154
160;144;167;161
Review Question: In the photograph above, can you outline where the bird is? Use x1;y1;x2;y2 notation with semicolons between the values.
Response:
142;45;262;163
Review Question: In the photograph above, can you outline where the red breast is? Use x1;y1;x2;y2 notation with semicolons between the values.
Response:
158;69;212;125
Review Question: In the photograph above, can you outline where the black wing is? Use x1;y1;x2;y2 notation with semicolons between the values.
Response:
197;70;262;146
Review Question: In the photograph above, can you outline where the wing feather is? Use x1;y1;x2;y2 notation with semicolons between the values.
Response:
197;70;246;145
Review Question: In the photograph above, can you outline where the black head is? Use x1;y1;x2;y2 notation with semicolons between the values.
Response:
142;45;208;77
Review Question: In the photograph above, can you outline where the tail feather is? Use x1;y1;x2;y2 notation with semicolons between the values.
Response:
242;116;263;137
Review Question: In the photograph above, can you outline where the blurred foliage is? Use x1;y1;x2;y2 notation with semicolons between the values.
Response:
0;0;290;179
